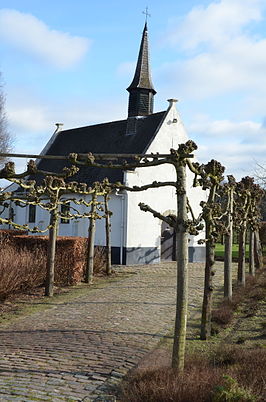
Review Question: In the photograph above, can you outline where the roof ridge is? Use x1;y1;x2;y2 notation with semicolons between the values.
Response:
60;111;166;133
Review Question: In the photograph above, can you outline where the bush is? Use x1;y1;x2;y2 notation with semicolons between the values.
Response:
225;347;266;400
213;375;257;402
0;230;107;300
119;346;266;402
13;235;107;285
13;235;88;286
212;301;234;326
119;352;224;402
212;269;266;331
0;229;27;244
0;235;46;301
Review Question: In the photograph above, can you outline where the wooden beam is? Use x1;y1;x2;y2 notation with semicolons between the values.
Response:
0;152;193;160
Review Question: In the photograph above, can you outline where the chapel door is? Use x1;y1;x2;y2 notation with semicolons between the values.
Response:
161;220;176;261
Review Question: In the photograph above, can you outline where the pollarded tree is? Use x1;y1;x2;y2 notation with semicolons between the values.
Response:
221;176;236;301
234;177;263;285
234;177;251;286
0;160;107;295
197;160;225;340
247;181;264;276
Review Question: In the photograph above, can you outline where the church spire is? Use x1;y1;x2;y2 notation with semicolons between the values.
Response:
127;22;156;117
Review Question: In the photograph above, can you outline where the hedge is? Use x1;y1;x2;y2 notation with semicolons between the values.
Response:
13;235;88;285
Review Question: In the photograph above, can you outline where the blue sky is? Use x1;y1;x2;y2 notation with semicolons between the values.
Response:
0;0;266;180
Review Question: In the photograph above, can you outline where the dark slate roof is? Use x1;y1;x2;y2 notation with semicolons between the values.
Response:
37;111;166;186
127;23;156;94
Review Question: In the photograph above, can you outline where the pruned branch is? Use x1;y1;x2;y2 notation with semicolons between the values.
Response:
139;202;176;227
110;180;177;192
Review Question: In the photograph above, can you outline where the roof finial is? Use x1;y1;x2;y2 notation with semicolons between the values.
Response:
142;6;151;23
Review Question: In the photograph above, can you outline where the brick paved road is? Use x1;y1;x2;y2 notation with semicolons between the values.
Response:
0;262;226;401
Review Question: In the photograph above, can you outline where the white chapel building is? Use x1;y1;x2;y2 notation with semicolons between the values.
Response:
3;23;205;265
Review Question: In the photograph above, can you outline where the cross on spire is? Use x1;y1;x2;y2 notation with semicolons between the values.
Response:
127;13;156;117
142;6;151;23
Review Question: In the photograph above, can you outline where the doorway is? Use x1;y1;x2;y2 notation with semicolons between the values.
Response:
161;220;176;261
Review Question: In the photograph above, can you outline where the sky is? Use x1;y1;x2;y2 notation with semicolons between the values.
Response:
0;0;266;182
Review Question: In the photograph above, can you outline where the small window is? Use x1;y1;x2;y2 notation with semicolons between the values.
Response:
61;204;70;224
29;204;36;223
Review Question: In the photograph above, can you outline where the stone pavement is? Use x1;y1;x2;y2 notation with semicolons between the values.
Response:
0;262;226;401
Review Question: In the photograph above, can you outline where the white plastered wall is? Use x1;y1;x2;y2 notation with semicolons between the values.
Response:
125;99;206;251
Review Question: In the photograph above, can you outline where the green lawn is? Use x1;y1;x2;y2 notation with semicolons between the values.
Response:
215;243;249;259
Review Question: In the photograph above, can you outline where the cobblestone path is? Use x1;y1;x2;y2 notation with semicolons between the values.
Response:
0;262;227;401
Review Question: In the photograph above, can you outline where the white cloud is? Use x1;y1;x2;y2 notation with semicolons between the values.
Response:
8;105;51;133
159;35;266;99
196;141;266;180
159;0;266;101
165;0;263;50
189;116;266;179
189;115;266;139
0;9;91;68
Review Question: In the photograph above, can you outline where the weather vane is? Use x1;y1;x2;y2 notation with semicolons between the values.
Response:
142;6;151;23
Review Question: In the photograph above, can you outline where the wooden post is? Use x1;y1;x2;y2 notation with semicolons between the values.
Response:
85;192;97;284
45;207;58;297
104;193;112;275
172;163;188;371
224;187;233;300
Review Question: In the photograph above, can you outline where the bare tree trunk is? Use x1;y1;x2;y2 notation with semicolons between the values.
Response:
254;230;263;270
224;189;233;301
238;227;246;286
200;222;215;340
104;193;112;275
85;193;97;284
200;179;217;341
172;164;188;371
45;208;58;297
224;230;233;300
249;229;255;276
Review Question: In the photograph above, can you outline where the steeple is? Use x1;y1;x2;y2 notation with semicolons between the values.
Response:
127;23;156;117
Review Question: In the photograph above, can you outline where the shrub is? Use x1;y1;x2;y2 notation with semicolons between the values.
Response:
13;235;88;285
207;346;266;401
119;354;223;402
12;235;106;285
0;229;27;244
119;346;266;402
0;231;107;299
212;268;266;331
0;236;46;301
212;301;234;326
226;348;266;401
212;375;257;402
